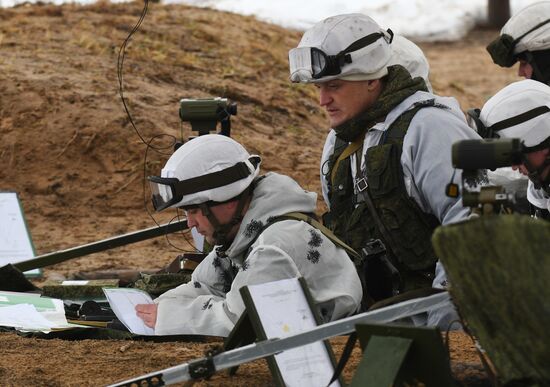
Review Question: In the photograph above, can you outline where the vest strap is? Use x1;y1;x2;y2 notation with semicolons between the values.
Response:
279;212;361;260
330;131;367;186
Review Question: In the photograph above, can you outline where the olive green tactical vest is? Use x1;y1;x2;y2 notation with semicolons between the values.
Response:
325;101;445;295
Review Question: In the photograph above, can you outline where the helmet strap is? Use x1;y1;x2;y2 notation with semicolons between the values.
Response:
200;185;254;250
523;152;550;194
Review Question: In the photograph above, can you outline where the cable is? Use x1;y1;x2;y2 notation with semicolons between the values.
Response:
165;213;197;253
117;0;194;252
117;0;150;146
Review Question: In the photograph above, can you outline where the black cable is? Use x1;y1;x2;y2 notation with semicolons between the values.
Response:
166;213;197;253
174;208;198;252
117;1;203;254
117;0;151;146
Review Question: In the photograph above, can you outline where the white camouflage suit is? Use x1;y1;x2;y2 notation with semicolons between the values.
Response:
155;172;363;336
528;181;550;214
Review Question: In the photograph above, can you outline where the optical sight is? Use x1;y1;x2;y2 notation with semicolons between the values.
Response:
452;138;523;170
179;97;237;137
450;138;527;215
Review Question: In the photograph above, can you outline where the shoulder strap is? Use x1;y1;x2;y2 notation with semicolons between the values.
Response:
276;212;361;260
330;132;367;188
330;99;449;186
247;212;361;260
384;98;450;144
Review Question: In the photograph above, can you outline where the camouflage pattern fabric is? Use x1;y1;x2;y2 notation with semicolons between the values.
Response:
42;279;119;300
432;215;550;386
132;272;192;297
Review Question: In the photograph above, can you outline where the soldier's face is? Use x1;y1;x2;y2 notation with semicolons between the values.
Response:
518;60;534;79
316;79;382;127
185;201;239;244
512;148;550;180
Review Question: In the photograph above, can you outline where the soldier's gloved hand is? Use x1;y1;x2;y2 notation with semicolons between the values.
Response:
135;304;158;328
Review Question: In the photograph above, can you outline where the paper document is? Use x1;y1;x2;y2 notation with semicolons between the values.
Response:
103;288;155;335
248;278;340;387
0;304;56;331
0;291;80;332
61;280;89;285
0;192;41;276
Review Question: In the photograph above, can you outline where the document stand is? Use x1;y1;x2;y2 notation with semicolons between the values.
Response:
350;323;456;387
225;277;341;387
0;191;41;278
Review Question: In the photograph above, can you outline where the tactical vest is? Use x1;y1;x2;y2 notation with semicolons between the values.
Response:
324;100;447;298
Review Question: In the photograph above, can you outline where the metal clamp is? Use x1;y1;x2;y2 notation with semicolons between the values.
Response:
361;239;402;297
113;373;165;387
188;357;216;380
362;239;386;258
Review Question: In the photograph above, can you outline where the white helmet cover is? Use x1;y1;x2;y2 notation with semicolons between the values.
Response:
502;1;550;55
289;13;393;83
480;79;550;148
157;134;261;208
388;35;432;92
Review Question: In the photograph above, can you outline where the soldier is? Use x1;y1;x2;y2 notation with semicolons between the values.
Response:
288;13;480;321
487;1;550;84
475;79;550;218
481;3;550;213
135;134;362;336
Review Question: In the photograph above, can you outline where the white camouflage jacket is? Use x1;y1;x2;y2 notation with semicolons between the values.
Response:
154;172;363;336
527;180;550;213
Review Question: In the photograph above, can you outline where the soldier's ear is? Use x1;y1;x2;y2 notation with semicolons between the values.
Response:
366;79;382;92
222;199;240;212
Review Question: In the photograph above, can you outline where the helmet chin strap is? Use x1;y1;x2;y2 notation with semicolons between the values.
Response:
199;185;254;253
524;153;550;194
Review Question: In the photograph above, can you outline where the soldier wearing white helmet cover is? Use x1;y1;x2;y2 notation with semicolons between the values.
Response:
388;35;433;93
477;79;550;218
136;135;362;336
487;1;550;84
289;14;481;326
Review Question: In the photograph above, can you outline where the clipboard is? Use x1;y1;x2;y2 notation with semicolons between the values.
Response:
236;277;342;387
0;191;41;277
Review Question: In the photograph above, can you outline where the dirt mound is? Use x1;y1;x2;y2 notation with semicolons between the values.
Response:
0;1;519;385
0;1;518;272
0;1;338;273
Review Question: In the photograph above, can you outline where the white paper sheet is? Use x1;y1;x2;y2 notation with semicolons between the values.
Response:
248;278;340;387
0;304;55;330
0;192;40;276
61;280;89;285
0;291;79;332
191;227;205;252
103;288;155;335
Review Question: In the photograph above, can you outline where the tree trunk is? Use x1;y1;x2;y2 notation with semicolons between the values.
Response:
488;0;511;28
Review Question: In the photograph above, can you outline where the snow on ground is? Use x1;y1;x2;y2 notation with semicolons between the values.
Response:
0;0;544;41
162;0;540;41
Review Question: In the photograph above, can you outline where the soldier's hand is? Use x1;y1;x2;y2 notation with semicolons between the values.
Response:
135;304;158;328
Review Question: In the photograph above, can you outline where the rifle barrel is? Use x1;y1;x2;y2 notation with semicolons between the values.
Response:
14;219;188;272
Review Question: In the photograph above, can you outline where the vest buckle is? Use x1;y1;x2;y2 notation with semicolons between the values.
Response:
355;177;368;192
362;238;386;257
